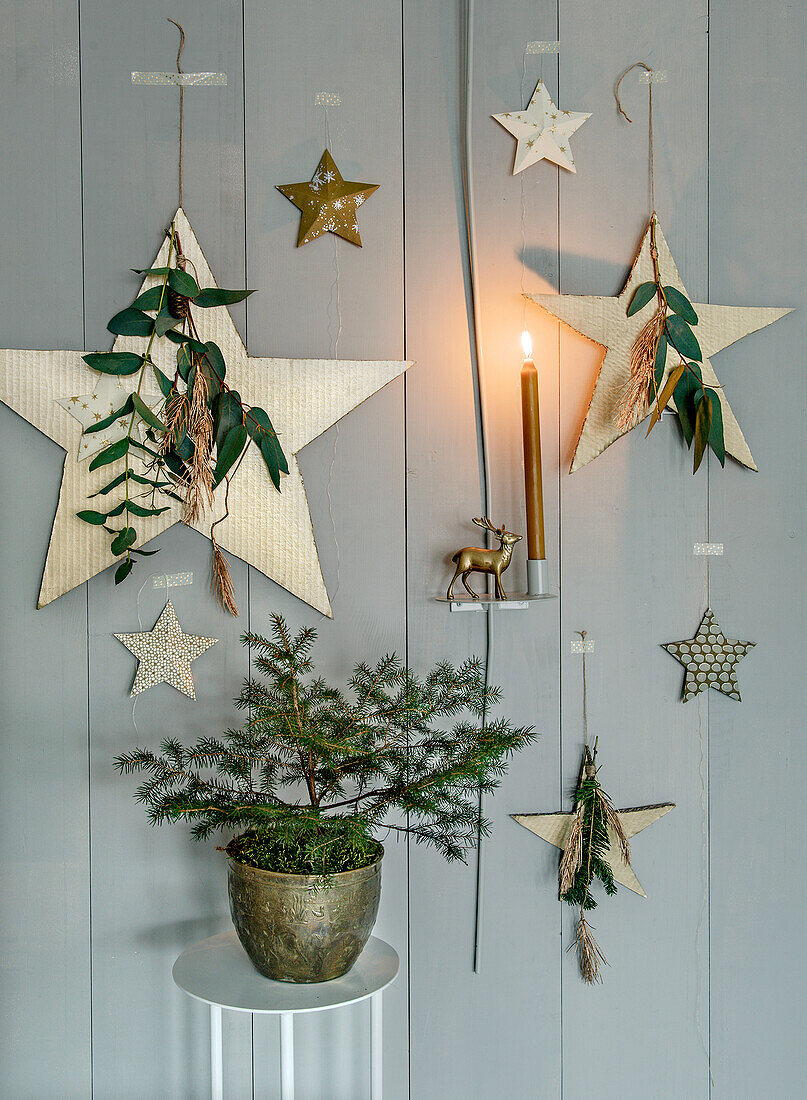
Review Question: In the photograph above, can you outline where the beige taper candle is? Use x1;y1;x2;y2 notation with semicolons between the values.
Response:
521;331;546;561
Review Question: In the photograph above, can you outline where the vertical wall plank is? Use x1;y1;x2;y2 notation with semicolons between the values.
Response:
708;3;807;1095
244;2;406;1097
405;1;563;1096
0;3;91;1097
78;2;253;1094
557;3;711;1095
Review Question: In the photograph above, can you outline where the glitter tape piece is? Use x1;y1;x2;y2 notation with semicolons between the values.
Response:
315;92;341;107
693;543;724;556
132;72;227;86
638;70;668;84
570;638;595;653
153;572;194;589
526;41;560;54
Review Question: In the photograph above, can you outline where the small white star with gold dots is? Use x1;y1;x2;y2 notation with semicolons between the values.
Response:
492;80;590;174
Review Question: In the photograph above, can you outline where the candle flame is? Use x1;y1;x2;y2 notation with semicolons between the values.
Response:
521;330;533;358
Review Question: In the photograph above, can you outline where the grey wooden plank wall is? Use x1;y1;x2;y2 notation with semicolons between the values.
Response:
0;0;804;1097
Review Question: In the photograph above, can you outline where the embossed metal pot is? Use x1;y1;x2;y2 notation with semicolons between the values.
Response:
227;849;383;983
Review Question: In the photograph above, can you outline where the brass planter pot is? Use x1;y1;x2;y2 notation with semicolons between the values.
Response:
227;849;383;983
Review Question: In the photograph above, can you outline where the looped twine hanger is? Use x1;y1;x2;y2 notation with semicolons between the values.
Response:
168;18;186;209
615;61;657;224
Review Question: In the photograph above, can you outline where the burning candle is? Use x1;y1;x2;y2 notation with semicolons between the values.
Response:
521;332;546;587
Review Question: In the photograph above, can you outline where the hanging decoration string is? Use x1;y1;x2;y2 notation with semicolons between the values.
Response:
168;19;186;209
578;629;589;748
323;100;343;612
615;61;655;215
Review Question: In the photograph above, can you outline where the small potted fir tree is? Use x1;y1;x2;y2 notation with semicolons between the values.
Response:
116;615;537;983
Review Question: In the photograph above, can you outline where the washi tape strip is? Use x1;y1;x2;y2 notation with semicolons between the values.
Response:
638;69;668;83
570;638;595;653
152;572;194;588
132;72;227;86
526;41;560;54
315;92;341;107
693;543;724;556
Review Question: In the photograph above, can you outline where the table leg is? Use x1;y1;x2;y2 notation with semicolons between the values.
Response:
280;1012;295;1100
370;992;383;1099
210;1004;223;1100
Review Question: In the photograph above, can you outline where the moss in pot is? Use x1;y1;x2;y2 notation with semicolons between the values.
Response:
116;614;537;983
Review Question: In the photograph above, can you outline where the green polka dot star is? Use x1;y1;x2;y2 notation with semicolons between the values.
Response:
663;608;755;703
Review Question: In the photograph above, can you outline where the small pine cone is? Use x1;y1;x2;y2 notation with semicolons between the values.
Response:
167;287;192;320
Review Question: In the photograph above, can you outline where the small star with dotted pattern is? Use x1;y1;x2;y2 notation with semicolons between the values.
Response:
492;79;590;174
115;600;217;699
277;149;379;247
663;608;755;702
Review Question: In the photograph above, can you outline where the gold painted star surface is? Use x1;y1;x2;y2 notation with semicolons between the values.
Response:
526;218;791;472
115;600;217;699
277;149;379;247
0;208;409;614
664;607;755;703
512;798;674;897
492;80;590;174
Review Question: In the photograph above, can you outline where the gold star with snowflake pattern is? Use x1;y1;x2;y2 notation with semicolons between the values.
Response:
277;149;379;247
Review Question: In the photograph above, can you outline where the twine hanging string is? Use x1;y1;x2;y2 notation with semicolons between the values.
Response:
615;61;656;217
168;18;186;209
577;630;589;749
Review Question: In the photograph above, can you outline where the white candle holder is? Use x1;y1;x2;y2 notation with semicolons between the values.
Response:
527;558;549;596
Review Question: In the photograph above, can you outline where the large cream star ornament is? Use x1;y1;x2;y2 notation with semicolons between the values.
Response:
664;607;755;703
512;799;674;896
526;218;792;472
0;208;409;614
492;80;590;174
115;600;217;699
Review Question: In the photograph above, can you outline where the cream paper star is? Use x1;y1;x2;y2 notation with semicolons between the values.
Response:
56;373;161;462
115;600;217;699
492;80;590;174
526;218;791;472
0;208;409;614
512;797;674;897
664;607;755;703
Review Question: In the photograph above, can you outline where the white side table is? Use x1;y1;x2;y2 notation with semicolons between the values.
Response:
173;931;399;1100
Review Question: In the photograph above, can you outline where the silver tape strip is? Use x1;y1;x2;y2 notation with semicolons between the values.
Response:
315;92;341;107
153;572;194;588
570;638;595;653
693;543;724;556
526;41;559;54
132;72;227;86
638;70;668;84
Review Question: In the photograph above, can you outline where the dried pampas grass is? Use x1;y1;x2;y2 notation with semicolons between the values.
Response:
573;912;607;984
615;305;666;431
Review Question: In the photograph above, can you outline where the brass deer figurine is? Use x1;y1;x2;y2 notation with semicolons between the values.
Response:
447;517;523;600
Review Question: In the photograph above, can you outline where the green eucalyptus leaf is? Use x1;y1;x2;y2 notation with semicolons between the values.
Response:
115;558;134;584
704;387;725;466
193;288;254;308
653;333;668;390
151;364;174;398
177;342;194;381
88;437;129;471
110;526;137;556
663;286;698;325
626;281;657;317
672;370;703;447
76;509;108;525
83;351;144;376
202;341;226;384
132;266;171;276
214;424;248;486
692;392;713;473
107;307;154;337
130;547;161;557
91;469;153;496
133;286;166;311
128;439;163;461
132;393;167;432
665;314;702;362
214;390;243;449
125;501;170;517
83;395;134;435
162;449;187;478
154;307;181;338
168;268;200;298
105;501;127;518
164;330;207;352
246;407;288;475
